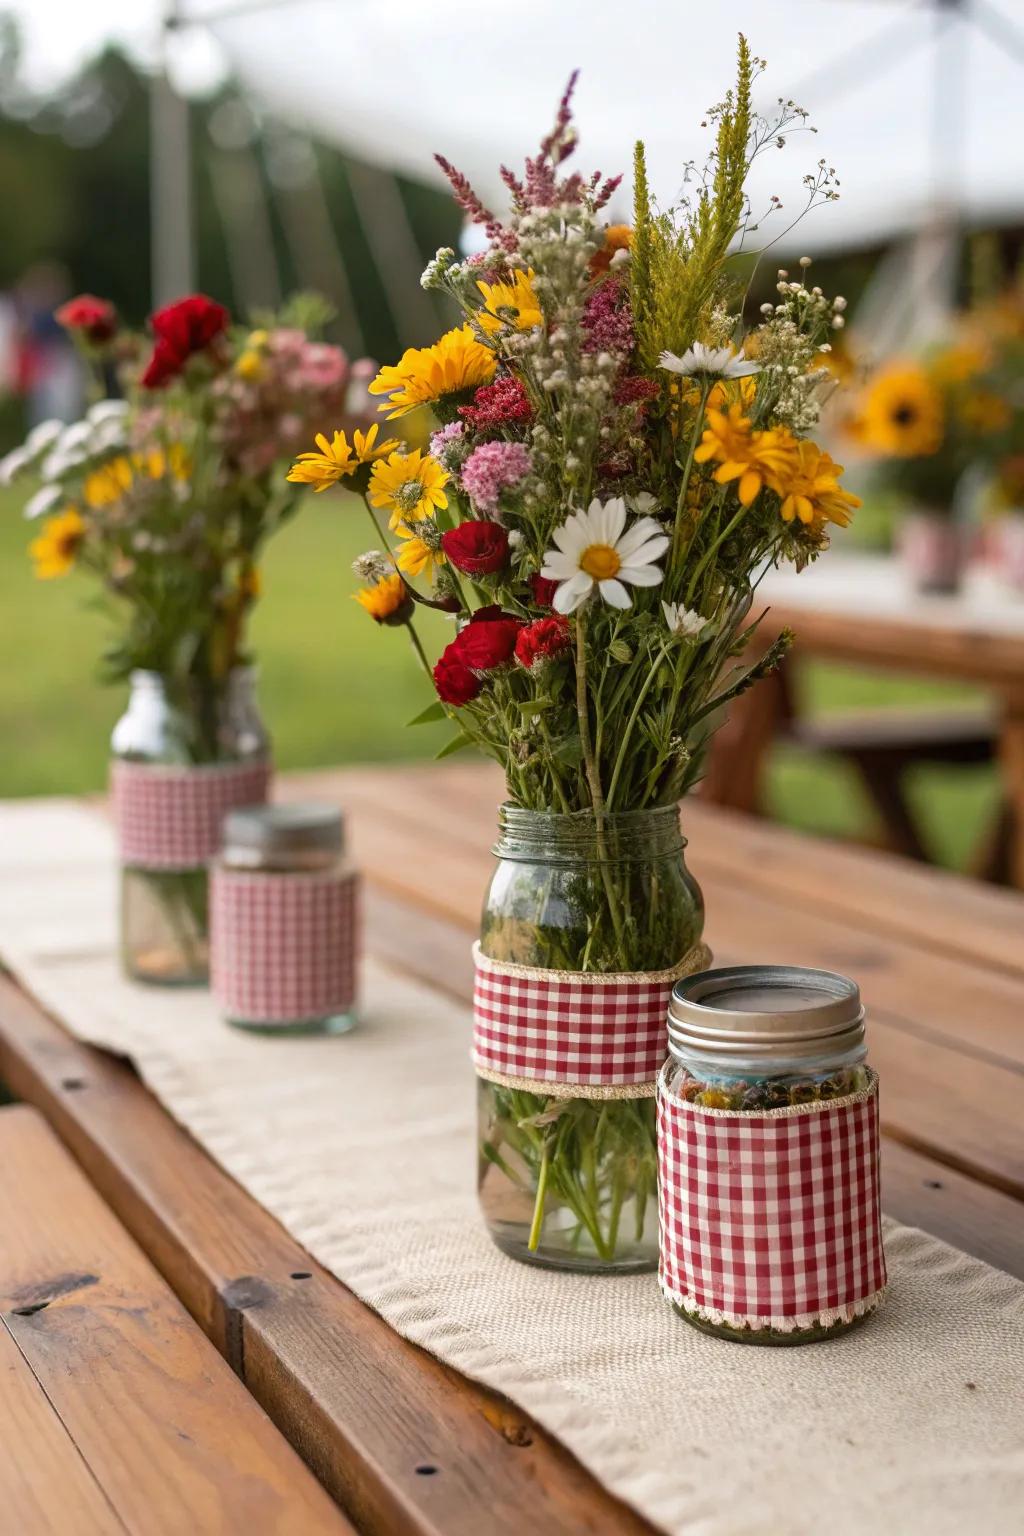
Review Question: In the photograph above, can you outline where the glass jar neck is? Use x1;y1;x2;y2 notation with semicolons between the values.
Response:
494;803;684;864
128;667;257;709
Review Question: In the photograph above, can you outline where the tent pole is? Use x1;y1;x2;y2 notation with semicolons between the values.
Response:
150;2;194;306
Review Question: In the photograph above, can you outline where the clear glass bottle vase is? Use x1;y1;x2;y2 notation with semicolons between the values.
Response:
477;803;704;1273
111;668;270;985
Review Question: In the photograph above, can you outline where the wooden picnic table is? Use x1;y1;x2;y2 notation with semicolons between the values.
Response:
707;552;1024;885
1;760;1023;1535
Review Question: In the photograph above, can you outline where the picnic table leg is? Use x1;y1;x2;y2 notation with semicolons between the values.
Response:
998;697;1024;890
700;657;792;813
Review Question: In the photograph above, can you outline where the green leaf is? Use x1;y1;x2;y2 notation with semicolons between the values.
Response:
516;697;554;716
435;731;475;760
406;701;447;727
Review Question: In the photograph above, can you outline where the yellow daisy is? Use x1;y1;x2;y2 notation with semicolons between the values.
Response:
354;572;412;624
694;405;797;507
394;528;445;579
350;423;401;464
83;456;134;509
368;449;449;530
475;269;542;335
286;431;357;492
769;441;861;529
858;364;943;457
29;508;87;579
368;325;496;418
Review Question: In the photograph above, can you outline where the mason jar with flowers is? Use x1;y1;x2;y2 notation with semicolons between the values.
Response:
844;335;1013;594
291;39;859;1271
4;291;372;984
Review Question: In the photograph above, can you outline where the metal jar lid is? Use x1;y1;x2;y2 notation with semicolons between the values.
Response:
668;965;865;1064
222;803;344;868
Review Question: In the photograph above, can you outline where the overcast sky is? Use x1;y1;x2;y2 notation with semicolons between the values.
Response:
9;0;228;92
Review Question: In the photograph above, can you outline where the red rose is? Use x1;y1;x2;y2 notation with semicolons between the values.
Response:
515;616;571;669
55;294;117;344
434;643;483;706
530;573;559;608
451;611;522;670
141;293;230;389
440;521;510;575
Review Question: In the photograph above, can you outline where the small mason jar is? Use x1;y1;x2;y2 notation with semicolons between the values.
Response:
111;668;271;986
659;965;885;1344
477;803;704;1274
211;803;358;1036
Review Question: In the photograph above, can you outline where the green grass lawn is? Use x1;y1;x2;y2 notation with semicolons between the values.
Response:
0;485;999;870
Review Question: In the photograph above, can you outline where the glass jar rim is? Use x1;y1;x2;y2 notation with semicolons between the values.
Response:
494;801;685;862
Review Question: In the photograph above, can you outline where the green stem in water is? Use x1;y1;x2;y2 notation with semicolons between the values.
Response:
527;1140;551;1251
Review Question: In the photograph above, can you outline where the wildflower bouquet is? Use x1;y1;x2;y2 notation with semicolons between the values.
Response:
4;290;369;983
6;291;364;693
293;40;857;1268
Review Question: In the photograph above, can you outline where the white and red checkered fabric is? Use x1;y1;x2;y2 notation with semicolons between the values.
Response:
111;759;271;870
472;943;679;1089
657;1068;886;1330
210;868;359;1025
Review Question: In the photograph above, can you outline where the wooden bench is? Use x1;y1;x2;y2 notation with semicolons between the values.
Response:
0;1103;354;1536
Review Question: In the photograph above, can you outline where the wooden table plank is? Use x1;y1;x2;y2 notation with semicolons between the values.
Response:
0;1318;124;1536
0;977;655;1536
0;1105;353;1536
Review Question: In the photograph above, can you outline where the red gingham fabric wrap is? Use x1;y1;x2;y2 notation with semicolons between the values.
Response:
657;1068;886;1330
210;868;359;1024
472;943;682;1090
111;759;271;870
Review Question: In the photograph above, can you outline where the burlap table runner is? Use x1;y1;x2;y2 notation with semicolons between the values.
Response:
3;798;1023;1536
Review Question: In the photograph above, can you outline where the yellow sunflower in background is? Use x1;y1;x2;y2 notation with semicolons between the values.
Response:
368;448;449;530
368;325;496;418
957;390;1012;434
929;340;990;386
858;364;943;457
29;508;87;579
475;270;543;335
770;441;861;529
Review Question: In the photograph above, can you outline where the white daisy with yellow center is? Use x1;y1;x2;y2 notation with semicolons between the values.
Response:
541;497;669;614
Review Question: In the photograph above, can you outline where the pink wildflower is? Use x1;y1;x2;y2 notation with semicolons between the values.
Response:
459;440;532;516
582;279;634;356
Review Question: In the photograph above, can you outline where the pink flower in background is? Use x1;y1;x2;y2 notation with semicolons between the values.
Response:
459;440;532;516
213;328;369;479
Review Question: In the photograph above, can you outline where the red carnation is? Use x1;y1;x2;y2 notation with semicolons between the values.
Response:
434;644;483;706
440;521;510;576
55;294;117;344
451;611;522;671
141;293;230;389
459;375;533;430
515;616;571;669
531;573;559;608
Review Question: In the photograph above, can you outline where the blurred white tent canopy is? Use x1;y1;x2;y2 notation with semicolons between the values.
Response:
179;0;1024;254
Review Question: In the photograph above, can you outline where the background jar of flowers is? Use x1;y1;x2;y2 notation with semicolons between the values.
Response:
3;289;373;978
289;39;860;1267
